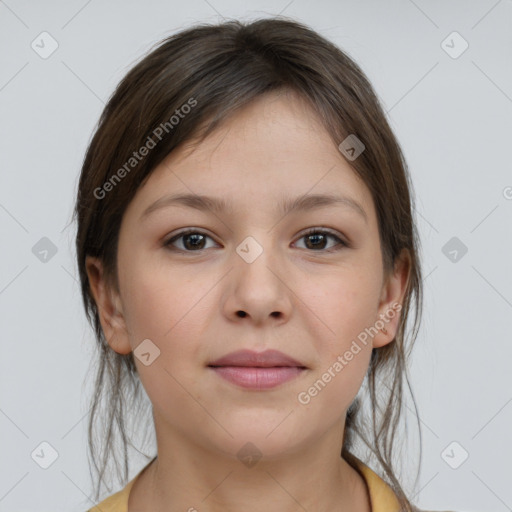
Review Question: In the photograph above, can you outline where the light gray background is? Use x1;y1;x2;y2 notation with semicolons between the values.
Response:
1;1;511;511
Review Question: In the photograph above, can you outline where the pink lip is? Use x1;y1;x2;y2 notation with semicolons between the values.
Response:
209;349;306;368
208;349;307;390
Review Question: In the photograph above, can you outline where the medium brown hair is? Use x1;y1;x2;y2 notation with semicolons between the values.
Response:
74;17;424;510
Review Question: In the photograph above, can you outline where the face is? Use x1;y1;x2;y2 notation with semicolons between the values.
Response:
86;90;409;462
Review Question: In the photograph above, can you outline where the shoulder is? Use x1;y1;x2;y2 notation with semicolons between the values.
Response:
85;457;155;512
411;506;459;512
85;481;134;512
349;456;458;512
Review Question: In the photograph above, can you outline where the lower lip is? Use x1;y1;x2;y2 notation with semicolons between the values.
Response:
209;366;305;389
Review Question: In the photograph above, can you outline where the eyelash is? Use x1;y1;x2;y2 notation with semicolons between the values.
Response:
163;227;349;253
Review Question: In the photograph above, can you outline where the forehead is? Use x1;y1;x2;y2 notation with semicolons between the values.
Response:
173;90;333;165
126;91;375;223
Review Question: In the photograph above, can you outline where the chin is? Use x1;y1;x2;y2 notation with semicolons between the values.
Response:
206;418;310;463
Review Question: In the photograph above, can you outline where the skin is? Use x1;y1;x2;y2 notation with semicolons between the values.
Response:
86;89;410;512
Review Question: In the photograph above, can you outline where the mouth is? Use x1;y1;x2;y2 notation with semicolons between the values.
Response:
207;349;307;390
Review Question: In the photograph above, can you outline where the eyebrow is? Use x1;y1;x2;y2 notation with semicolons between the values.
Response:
140;192;368;224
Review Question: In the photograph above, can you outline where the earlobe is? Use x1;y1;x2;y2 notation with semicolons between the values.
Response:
85;256;132;355
374;249;411;349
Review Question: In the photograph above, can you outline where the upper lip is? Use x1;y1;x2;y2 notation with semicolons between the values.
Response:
208;349;306;368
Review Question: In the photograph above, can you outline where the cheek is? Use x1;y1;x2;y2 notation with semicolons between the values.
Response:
118;255;182;340
301;268;381;355
118;263;209;407
296;333;372;430
121;273;174;340
294;271;379;412
119;256;213;368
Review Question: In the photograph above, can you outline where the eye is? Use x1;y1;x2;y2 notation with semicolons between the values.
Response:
164;229;218;252
294;228;348;252
163;227;348;253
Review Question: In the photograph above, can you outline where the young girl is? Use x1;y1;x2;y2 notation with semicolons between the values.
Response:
75;17;448;512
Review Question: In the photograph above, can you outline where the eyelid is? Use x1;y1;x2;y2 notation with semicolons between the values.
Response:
163;226;349;252
163;228;219;249
296;227;349;251
299;226;347;243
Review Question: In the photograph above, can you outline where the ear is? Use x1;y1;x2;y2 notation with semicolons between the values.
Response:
85;255;132;355
373;248;411;348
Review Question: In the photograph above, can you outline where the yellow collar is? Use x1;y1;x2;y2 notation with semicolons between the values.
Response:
88;456;401;512
351;456;402;512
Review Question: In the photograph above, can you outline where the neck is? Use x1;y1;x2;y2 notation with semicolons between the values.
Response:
129;422;371;512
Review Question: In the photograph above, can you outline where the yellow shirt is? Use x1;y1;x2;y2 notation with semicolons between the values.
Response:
87;456;405;512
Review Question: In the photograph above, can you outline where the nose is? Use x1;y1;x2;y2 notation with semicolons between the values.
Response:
222;238;293;326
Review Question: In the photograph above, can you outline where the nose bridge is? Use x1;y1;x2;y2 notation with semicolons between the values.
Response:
233;233;279;285
235;234;268;266
226;232;291;320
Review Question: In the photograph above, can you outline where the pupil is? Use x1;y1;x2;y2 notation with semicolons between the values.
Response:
182;233;327;251
307;233;325;250
185;234;204;250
